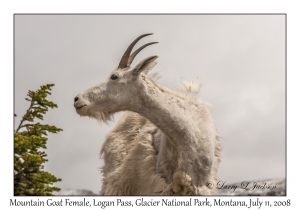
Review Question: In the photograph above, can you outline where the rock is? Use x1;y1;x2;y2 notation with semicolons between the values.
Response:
54;189;98;196
54;178;285;196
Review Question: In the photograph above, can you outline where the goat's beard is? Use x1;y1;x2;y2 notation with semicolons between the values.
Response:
77;105;114;124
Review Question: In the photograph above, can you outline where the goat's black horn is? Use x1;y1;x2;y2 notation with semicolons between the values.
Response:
118;33;153;69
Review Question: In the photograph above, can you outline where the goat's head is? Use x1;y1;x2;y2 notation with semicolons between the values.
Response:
74;33;158;122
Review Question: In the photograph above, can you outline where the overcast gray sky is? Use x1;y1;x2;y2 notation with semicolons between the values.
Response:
14;15;285;193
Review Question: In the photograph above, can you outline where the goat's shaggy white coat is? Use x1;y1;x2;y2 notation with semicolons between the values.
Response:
74;48;221;195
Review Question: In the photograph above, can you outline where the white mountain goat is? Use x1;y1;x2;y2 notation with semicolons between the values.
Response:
74;34;221;195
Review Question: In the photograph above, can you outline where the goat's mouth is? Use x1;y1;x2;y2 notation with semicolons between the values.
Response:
75;105;87;110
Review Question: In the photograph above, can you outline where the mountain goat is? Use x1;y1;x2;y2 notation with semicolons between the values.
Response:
74;33;221;195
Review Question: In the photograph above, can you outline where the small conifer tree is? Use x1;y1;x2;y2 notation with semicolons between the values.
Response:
14;84;62;196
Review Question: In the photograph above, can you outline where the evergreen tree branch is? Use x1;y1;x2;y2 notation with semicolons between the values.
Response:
15;100;34;134
14;83;62;196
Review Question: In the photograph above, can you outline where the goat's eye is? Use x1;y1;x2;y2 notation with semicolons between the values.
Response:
110;74;118;80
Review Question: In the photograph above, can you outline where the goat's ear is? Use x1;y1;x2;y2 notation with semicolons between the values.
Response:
132;55;158;76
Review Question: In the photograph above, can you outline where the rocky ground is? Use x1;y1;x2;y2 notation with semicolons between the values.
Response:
54;189;98;196
54;178;285;196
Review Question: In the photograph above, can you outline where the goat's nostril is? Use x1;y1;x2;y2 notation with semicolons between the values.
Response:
74;97;79;102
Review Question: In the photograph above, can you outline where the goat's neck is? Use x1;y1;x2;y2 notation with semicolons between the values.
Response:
129;75;215;186
130;75;199;143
